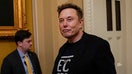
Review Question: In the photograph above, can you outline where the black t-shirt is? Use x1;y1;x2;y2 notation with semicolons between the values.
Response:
56;41;81;73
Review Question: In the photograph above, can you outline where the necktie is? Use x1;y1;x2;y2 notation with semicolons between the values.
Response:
24;54;33;74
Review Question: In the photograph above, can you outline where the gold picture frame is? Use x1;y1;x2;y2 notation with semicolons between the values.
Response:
0;0;26;38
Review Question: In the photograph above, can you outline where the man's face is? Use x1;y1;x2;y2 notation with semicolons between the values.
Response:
18;36;32;52
58;8;83;39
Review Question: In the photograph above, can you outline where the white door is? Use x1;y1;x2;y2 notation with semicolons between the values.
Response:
83;0;126;74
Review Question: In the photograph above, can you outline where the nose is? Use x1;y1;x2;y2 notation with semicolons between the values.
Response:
30;42;32;46
63;20;68;27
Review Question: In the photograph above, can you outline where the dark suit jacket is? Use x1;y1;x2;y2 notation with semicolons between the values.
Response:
52;32;116;74
1;49;42;74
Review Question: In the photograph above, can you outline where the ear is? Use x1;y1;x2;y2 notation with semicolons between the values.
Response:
17;41;22;46
79;18;84;28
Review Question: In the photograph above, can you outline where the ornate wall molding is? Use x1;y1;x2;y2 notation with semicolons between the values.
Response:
83;0;94;34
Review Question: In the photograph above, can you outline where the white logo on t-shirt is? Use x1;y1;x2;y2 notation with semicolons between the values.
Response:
57;55;74;73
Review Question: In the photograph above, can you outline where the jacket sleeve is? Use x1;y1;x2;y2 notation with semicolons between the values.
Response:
95;40;116;74
1;58;12;74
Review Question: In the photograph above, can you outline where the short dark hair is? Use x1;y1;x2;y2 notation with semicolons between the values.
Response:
15;30;31;44
57;3;83;19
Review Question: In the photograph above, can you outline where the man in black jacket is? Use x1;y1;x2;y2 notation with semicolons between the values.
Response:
1;30;42;74
52;3;116;74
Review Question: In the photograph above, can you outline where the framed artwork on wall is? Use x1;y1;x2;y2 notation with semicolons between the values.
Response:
0;0;26;39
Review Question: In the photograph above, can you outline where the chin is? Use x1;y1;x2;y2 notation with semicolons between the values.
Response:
62;33;72;38
63;35;72;38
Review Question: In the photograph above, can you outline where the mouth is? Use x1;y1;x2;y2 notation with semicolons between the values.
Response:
62;29;70;33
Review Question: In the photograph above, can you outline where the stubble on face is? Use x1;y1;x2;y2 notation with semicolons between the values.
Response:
59;8;83;42
18;37;32;53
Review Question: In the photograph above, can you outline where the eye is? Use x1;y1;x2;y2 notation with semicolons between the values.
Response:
59;19;64;23
27;40;32;43
67;16;73;22
67;18;72;22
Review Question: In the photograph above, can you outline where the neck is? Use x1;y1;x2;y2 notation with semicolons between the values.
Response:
17;47;27;54
68;31;83;43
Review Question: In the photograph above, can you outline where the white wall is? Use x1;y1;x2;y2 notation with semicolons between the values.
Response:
125;0;132;74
